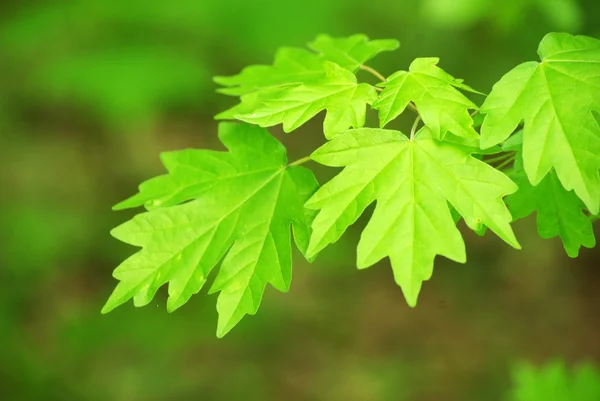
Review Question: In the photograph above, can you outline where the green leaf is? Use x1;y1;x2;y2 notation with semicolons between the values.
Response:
509;360;600;401
506;147;595;258
480;33;600;214
214;34;399;137
373;58;481;139
308;34;399;72
103;122;319;337
213;47;327;96
305;128;520;306
228;62;378;138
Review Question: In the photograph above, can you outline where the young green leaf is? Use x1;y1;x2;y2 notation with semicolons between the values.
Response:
103;122;319;337
508;360;600;401
308;34;400;73
373;57;481;139
305;128;520;306
214;34;398;135
480;32;600;214
506;148;595;258
231;62;378;138
213;47;327;96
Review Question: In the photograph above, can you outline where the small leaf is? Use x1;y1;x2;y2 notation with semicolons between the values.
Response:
104;122;319;337
214;34;398;136
480;33;600;214
230;62;378;138
306;127;519;306
374;58;481;139
308;34;400;72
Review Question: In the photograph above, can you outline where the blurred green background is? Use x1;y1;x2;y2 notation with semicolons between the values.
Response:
1;0;599;400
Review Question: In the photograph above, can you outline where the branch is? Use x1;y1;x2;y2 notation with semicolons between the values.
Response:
484;152;516;165
494;154;516;171
359;64;386;82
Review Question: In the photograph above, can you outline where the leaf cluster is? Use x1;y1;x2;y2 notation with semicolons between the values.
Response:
105;32;600;336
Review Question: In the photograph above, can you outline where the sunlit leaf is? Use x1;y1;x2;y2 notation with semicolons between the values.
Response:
374;58;481;139
104;123;318;337
225;62;377;138
306;127;519;305
480;33;600;214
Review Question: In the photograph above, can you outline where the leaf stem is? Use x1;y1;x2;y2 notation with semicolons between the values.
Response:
485;152;515;164
360;64;387;83
494;154;516;171
289;155;312;166
410;115;422;141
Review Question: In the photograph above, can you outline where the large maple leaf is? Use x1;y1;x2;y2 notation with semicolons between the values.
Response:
305;128;520;305
480;33;600;214
103;122;318;337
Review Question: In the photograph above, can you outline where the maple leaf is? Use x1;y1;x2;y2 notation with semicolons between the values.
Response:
308;34;400;72
102;122;319;337
480;32;600;214
509;360;600;401
214;34;398;138
228;62;378;138
505;135;596;257
305;128;520;305
373;57;481;139
213;47;326;96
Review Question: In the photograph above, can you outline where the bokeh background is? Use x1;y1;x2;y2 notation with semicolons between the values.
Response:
1;0;600;400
